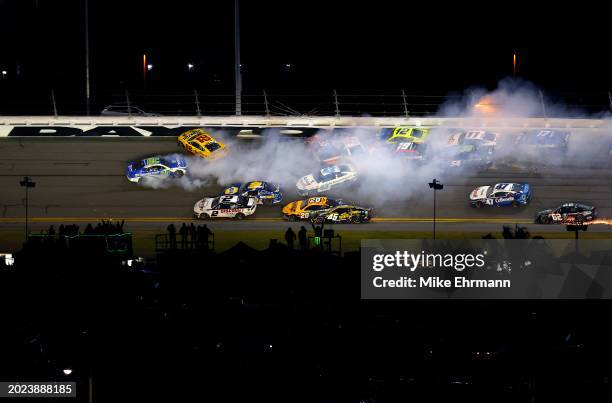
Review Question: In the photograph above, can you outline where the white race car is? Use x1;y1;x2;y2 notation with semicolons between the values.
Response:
296;164;357;196
193;195;257;219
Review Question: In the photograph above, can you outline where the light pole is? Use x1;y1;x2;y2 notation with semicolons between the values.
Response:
428;179;443;240
234;0;242;116
19;177;36;240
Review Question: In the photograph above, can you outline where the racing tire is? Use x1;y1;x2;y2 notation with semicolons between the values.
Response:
263;199;274;206
512;201;519;207
198;213;210;220
575;216;584;225
174;170;185;178
538;215;550;224
235;213;246;220
288;215;298;222
475;201;483;209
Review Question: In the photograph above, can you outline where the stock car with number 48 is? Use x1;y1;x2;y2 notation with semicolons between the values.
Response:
194;195;257;219
223;181;283;205
126;156;187;182
311;205;373;223
296;164;357;196
470;183;531;208
535;202;597;224
282;196;344;221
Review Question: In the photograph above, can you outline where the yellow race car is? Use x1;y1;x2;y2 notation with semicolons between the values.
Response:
282;196;344;221
379;127;430;144
178;128;228;160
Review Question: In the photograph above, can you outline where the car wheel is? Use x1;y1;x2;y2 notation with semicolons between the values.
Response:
512;201;519;207
235;213;246;220
288;215;298;222
199;213;210;220
575;216;584;225
539;215;550;224
475;201;483;208
174;170;185;178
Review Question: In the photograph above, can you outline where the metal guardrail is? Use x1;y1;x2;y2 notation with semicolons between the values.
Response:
0;116;609;132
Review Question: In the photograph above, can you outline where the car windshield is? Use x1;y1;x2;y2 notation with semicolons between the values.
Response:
131;161;146;170
263;182;276;192
327;199;341;207
315;166;340;182
205;142;222;152
211;197;221;209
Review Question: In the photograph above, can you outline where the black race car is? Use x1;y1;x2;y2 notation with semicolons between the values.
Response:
311;205;372;224
535;202;597;224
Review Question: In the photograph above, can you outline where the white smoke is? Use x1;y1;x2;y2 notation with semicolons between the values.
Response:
135;79;612;210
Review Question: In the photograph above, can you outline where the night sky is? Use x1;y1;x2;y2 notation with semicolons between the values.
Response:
0;0;610;97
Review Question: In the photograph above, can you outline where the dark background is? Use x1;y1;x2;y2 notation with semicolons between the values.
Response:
0;0;610;96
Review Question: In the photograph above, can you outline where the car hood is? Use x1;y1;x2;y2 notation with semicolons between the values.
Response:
297;174;318;190
470;186;490;200
194;198;213;212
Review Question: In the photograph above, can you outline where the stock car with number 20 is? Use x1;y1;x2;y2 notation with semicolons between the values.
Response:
193;195;257;219
534;202;597;224
126;156;187;183
311;205;373;223
470;183;531;208
282;196;344;221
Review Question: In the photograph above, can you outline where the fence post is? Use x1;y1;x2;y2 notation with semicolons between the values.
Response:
333;89;340;117
401;89;409;118
539;90;547;119
51;90;58;117
194;90;202;117
263;90;270;117
125;90;131;117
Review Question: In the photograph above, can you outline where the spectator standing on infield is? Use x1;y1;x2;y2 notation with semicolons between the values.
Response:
285;227;296;249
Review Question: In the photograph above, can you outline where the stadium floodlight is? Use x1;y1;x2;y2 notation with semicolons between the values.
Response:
63;368;73;375
19;177;36;240
187;63;194;71
147;64;153;71
428;179;444;240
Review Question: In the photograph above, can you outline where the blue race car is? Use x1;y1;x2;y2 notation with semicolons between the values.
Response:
515;130;570;151
470;183;531;208
126;156;187;183
223;181;283;205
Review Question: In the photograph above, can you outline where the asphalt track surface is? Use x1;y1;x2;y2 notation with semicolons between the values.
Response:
1;137;612;239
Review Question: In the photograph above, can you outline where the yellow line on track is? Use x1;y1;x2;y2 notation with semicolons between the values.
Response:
0;217;534;224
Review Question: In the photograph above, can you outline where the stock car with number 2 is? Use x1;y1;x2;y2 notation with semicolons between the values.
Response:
535;202;597;224
193;195;257;219
126;156;187;182
223;181;283;205
311;205;373;223
470;183;531;208
282;196;344;221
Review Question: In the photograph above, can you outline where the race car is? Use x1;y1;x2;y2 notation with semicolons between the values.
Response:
446;143;494;168
194;195;257;219
447;130;497;147
378;127;430;145
392;141;428;161
296;164;358;196
178;128;228;160
535;202;597;224
282;196;344;221
126;155;187;183
223;181;283;205
470;183;531;208
307;134;366;164
311;205;373;223
515;130;570;151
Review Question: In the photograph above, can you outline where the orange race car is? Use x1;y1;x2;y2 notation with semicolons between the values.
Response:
178;128;228;160
281;196;344;221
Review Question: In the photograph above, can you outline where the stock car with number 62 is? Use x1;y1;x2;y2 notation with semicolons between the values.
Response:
194;195;257;219
470;183;531;208
311;205;372;223
535;202;597;224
